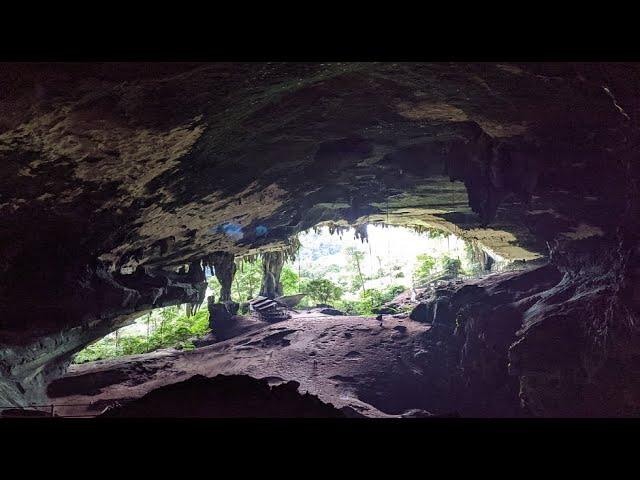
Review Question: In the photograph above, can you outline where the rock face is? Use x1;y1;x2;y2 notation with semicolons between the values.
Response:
0;62;639;413
510;236;640;417
44;312;445;417
395;265;564;416
207;297;239;327
410;303;430;323
206;296;265;341
43;263;638;418
318;308;345;316
399;253;640;417
0;262;206;407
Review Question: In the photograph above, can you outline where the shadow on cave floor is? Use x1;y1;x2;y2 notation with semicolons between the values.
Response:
42;262;548;419
46;311;432;418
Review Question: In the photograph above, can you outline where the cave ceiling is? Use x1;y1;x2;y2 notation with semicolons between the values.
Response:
1;62;637;281
1;62;640;412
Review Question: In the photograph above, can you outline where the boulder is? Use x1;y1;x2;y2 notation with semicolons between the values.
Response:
192;333;217;348
409;302;432;323
432;298;453;326
275;294;307;308
207;299;239;329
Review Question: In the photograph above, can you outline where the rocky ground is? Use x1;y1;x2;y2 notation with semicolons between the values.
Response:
43;257;640;418
48;310;446;418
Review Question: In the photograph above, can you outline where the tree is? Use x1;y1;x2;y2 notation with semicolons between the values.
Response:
426;228;449;239
339;284;406;316
280;265;300;295
441;256;463;277
304;279;343;305
344;246;366;295
73;304;211;364
413;253;436;285
234;259;263;300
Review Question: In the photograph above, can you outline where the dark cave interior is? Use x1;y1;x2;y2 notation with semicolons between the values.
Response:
1;62;639;418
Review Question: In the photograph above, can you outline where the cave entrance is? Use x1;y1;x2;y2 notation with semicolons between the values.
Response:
73;223;510;365
73;302;209;364
211;223;510;319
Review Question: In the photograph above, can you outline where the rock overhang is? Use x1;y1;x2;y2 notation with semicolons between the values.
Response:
0;61;637;353
1;61;639;414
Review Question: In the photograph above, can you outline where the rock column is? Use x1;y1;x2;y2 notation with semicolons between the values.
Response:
210;252;237;302
260;251;285;299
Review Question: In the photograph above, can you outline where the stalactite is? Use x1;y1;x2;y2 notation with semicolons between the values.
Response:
243;254;259;264
202;257;216;277
186;302;196;317
282;236;301;263
326;222;348;238
467;239;494;272
354;223;368;243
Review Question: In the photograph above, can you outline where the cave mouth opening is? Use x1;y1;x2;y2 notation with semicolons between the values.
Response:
240;222;512;313
73;223;521;365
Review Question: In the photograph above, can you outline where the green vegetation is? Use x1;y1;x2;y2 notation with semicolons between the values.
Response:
73;306;210;364
209;259;301;303
441;255;463;277
280;266;300;296
336;284;405;315
413;253;436;285
412;253;466;286
344;246;367;294
232;260;262;301
303;278;343;305
75;225;485;365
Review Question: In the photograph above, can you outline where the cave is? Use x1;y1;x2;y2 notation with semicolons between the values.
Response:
0;62;639;418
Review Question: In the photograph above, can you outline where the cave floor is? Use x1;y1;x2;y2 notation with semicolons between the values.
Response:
50;312;443;418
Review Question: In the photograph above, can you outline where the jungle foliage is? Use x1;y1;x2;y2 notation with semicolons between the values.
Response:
75;226;474;364
73;306;210;364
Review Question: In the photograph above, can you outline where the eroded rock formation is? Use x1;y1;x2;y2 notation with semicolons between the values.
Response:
0;262;206;407
206;251;237;302
260;251;285;299
0;62;638;414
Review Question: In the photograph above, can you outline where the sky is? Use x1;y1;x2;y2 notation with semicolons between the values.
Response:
294;224;471;298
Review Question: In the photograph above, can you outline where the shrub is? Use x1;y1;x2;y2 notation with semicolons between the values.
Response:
413;254;436;284
303;278;343;305
441;256;463;277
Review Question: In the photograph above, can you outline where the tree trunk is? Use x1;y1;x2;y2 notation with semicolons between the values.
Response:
354;254;366;296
